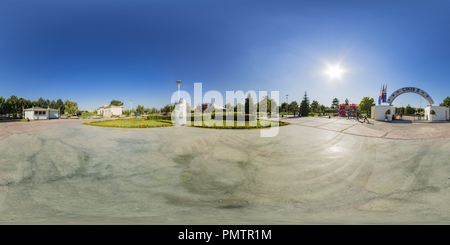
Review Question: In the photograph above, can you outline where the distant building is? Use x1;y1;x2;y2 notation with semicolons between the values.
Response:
23;106;59;120
97;104;123;117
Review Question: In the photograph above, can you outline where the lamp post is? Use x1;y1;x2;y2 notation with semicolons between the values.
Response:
130;100;132;114
286;95;289;116
176;80;182;100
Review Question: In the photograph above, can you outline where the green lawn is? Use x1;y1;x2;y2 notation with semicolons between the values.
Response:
83;118;173;128
83;117;289;129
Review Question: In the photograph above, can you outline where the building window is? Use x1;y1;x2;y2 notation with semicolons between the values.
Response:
35;111;38;115
43;111;46;115
385;109;391;115
39;111;42;115
431;110;436;115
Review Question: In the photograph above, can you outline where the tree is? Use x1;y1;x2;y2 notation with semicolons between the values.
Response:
359;97;375;115
345;98;349;106
18;98;27;114
6;95;19;116
64;100;78;115
37;97;45;107
320;104;325;113
56;99;64;114
245;94;256;114
136;105;144;115
311;100;320;113
162;104;174;114
234;103;244;113
405;104;414;115
50;100;56;109
332;98;339;110
110;100;124;106
225;102;233;114
300;91;310;116
440;96;450;107
0;96;5;116
258;95;271;115
289;101;299;113
280;102;288;114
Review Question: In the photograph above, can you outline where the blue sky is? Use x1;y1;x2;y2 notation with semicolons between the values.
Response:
1;0;450;110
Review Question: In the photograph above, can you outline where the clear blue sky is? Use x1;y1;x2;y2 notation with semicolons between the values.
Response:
1;0;450;110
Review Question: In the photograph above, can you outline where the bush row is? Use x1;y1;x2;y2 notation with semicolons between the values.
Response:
146;115;172;120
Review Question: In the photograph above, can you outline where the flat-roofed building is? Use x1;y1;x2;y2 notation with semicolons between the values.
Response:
97;104;123;117
23;106;59;120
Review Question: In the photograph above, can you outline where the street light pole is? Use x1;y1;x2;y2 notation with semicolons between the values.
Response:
286;95;288;116
176;80;182;100
130;100;132;114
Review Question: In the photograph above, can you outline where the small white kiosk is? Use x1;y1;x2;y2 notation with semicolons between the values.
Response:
23;106;60;120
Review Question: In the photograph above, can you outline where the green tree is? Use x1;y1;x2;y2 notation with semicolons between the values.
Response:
332;98;339;110
439;96;450;107
280;102;288;114
359;97;375;115
18;97;27;115
245;94;256;114
289;101;299;113
64;100;78;115
0;96;5;116
37;97;45;107
345;98;349;106
56;99;64;114
405;104;415;115
136;105;144;115
311;100;320;113
258;95;270;115
110;100;124;106
50;100;56;109
300;91;310;116
320;104;325;113
6;95;19;116
162;104;174;114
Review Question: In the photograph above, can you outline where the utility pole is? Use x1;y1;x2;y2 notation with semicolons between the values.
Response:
286;95;289;116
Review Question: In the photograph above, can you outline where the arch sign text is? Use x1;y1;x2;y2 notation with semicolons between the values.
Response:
387;87;434;106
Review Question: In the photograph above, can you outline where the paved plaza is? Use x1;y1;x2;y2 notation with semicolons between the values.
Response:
1;117;450;224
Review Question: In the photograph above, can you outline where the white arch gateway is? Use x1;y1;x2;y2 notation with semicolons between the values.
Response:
387;87;434;106
371;86;449;122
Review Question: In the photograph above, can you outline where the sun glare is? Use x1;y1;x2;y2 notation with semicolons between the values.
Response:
327;66;343;79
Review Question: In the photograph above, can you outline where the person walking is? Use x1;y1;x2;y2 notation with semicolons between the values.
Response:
364;114;369;123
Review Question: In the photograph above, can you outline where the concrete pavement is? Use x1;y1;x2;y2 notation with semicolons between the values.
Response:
0;118;450;224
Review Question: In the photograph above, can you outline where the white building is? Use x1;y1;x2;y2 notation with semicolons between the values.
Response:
23;106;59;120
97;104;123;117
424;106;449;121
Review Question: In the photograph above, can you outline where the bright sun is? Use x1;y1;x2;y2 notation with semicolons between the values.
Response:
327;66;343;79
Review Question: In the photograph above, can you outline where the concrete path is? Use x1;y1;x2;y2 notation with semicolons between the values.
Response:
0;118;450;224
277;116;450;140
